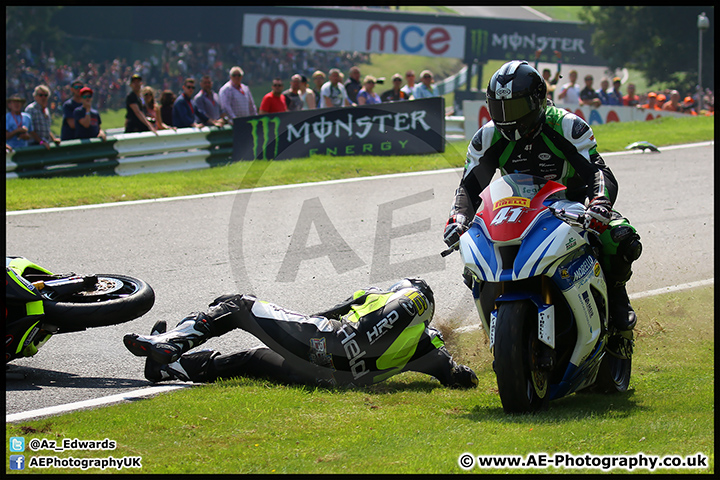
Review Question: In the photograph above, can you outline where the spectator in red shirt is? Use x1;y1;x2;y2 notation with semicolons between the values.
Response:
259;78;288;114
622;83;640;106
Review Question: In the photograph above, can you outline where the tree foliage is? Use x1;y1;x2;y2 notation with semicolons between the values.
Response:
579;6;714;92
6;7;66;59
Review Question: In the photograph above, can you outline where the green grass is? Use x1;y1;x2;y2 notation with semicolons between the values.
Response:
6;115;714;212
5;285;714;474
532;6;585;22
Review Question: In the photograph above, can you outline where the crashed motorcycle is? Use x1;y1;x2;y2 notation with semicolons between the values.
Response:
6;256;155;365
442;174;632;413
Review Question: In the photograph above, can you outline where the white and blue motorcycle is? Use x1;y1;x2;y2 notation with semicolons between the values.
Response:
443;174;632;413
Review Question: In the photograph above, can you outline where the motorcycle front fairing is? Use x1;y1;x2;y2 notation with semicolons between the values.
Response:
5;261;49;361
459;174;609;398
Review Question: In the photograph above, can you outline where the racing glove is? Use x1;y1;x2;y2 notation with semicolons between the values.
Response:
443;214;469;248
584;197;612;235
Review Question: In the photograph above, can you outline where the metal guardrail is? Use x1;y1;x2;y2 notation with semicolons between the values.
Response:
6;126;234;179
6;117;464;179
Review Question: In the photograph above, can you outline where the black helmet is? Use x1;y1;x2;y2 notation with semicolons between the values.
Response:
487;60;547;142
390;277;434;304
390;277;435;319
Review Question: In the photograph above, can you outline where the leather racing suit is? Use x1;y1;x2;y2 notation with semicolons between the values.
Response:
448;105;642;328
124;279;477;388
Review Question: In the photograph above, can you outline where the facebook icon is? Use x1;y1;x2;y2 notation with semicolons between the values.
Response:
10;454;25;470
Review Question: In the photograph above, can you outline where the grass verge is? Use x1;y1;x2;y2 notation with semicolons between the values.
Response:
6;116;714;212
5;285;713;474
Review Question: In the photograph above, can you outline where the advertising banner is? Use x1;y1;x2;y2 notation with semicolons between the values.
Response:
232;97;446;161
462;100;687;139
243;13;466;58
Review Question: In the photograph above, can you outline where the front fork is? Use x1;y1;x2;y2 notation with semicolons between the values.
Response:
471;273;557;368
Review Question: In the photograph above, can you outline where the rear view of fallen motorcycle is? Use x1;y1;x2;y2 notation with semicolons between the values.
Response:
442;174;633;413
5;256;155;373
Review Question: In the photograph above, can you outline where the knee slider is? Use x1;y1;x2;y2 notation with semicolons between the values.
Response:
611;226;642;263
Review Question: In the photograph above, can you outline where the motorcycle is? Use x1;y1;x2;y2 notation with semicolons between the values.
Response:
442;174;633;413
5;256;155;366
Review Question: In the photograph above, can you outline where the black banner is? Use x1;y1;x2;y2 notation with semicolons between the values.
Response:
232;97;445;161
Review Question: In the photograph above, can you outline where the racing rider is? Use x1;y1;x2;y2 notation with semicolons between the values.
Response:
443;60;642;333
123;278;478;389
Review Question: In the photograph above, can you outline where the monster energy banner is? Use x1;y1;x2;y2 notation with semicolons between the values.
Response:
232;97;445;161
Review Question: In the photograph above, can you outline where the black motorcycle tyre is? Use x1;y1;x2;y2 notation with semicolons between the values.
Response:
493;300;550;413
42;274;155;330
593;351;632;393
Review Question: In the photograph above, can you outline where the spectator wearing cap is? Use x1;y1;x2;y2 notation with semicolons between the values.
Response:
25;85;61;149
655;93;667;109
413;70;437;99
606;76;623;106
73;87;106;141
622;83;640;107
218;66;257;123
126;73;157;134
579;74;601;107
61;78;84;140
639;92;660;110
380;73;408;102
401;70;416;99
681;96;698;115
356;75;382;105
6;93;37;150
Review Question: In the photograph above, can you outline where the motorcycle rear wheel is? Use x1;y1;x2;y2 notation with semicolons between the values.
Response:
594;352;632;393
42;274;154;330
493;300;550;413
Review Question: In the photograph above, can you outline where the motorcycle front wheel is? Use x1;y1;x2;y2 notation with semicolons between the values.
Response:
42;274;155;330
493;300;550;414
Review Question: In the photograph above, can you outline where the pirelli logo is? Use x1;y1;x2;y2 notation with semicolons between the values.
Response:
493;197;530;210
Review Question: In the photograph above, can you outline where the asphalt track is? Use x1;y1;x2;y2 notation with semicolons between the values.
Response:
5;142;714;419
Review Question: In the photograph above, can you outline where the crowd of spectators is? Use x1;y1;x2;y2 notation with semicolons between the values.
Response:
5;41;371;118
533;48;714;115
6;39;446;150
7;40;713;152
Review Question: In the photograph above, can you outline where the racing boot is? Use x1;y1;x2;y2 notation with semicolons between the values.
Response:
608;284;637;331
143;320;222;383
146;350;219;383
124;312;213;365
449;364;479;389
143;320;173;382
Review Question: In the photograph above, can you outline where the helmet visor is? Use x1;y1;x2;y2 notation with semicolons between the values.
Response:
488;96;536;124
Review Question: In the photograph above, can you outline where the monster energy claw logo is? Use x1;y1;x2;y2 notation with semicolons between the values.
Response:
471;29;489;58
248;116;281;160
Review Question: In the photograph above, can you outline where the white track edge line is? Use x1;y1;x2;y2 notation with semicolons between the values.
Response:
452;278;713;335
7;277;713;423
6;141;713;216
6;384;192;423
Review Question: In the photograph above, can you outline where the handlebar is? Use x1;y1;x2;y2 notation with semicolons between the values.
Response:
440;244;459;257
548;206;585;227
440;206;591;258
